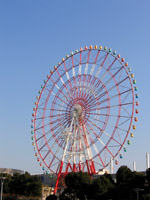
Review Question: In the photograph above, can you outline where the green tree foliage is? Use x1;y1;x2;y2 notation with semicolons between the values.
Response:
146;168;150;185
115;166;134;200
61;172;91;200
116;165;133;185
61;172;115;200
130;171;145;189
145;168;150;196
90;175;115;200
143;193;150;200
0;172;42;198
115;167;146;200
65;171;91;188
0;173;12;194
60;166;149;200
46;194;57;200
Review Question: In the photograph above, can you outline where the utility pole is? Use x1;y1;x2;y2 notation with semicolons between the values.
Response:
0;177;6;200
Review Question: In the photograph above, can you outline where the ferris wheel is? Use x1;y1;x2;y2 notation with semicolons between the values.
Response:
31;45;139;192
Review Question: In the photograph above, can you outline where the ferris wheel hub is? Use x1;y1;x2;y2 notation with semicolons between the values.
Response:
72;104;82;119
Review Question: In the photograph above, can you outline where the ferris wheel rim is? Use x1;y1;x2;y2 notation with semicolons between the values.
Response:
31;45;138;174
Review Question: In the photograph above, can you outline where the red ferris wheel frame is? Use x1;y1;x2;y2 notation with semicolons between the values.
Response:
31;45;139;193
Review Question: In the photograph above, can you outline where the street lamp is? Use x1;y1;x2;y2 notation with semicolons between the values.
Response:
0;177;6;200
133;188;144;200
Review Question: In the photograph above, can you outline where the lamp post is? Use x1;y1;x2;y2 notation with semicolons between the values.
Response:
133;188;144;200
0;177;6;200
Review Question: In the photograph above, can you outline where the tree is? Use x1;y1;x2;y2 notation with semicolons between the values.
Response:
130;171;145;189
93;176;113;194
2;172;42;197
61;172;91;200
90;174;115;200
65;171;91;189
115;166;146;200
116;165;133;185
0;173;12;194
62;172;116;200
103;173;115;185
146;168;150;185
145;168;150;196
114;166;133;200
46;194;57;200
